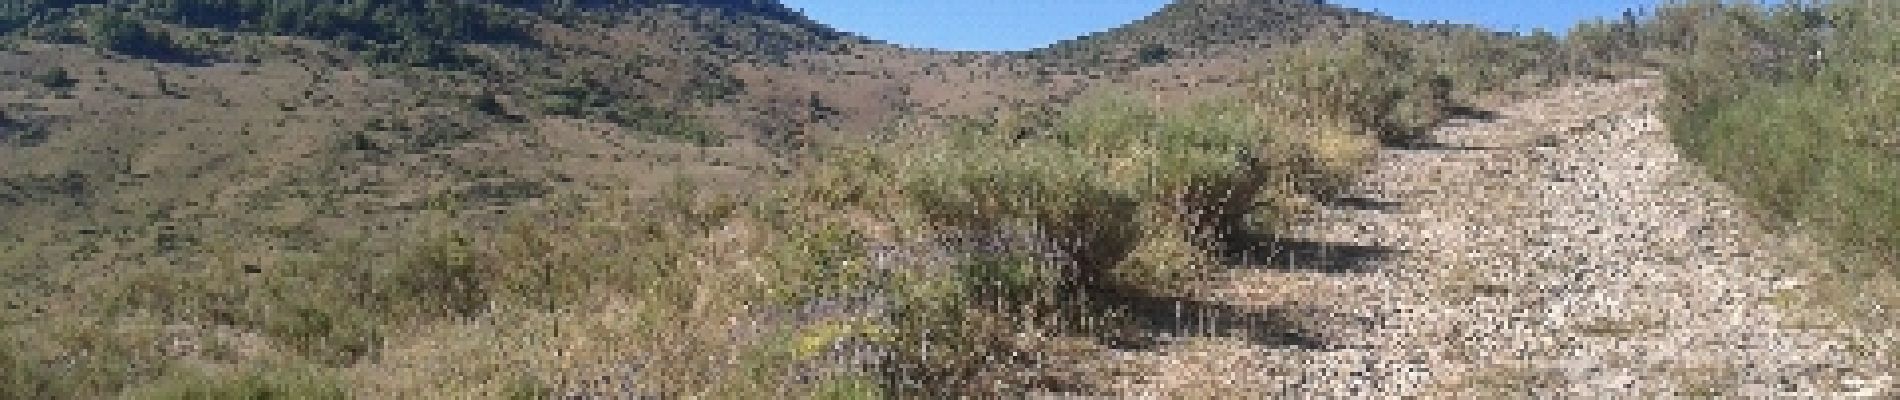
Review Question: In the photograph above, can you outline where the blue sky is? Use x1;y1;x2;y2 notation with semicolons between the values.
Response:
778;1;1678;51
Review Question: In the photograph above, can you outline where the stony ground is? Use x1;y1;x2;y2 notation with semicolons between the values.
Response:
1033;75;1895;398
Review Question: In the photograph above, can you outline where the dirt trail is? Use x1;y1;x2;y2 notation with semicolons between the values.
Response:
1040;75;1894;398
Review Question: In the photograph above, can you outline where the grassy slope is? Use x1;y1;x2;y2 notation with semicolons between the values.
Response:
1640;0;1900;328
0;2;1568;398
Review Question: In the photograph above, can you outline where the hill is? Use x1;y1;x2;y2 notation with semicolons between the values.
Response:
1032;0;1387;63
13;0;1855;398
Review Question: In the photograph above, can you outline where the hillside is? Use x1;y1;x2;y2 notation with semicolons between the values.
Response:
1032;0;1388;63
5;0;1893;398
0;0;868;269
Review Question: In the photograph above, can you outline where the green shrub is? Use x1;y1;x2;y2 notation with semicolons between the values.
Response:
810;375;884;400
882;254;1041;396
1256;28;1453;143
0;317;199;399
80;12;165;54
1650;1;1900;333
501;373;554;400
379;232;488;317
900;140;1141;273
1046;99;1259;188
32;67;75;89
129;364;349;400
1673;69;1900;264
250;296;383;365
863;98;1340;394
1657;0;1900;266
888;96;1359;295
765;220;874;304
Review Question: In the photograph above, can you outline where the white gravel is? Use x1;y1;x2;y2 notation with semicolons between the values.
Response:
1077;76;1894;398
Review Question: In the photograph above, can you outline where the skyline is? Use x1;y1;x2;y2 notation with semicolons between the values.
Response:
779;1;1703;51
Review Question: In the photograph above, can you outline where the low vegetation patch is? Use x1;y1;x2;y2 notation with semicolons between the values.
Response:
1636;0;1900;332
0;1;1693;396
790;93;1377;394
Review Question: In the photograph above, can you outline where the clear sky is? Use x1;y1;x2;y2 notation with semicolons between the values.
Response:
777;0;1683;51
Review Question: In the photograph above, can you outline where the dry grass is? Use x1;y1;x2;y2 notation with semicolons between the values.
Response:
0;2;1617;396
0;41;1393;397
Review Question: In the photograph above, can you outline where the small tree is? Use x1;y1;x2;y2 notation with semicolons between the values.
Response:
82;13;159;54
1136;43;1174;65
32;67;75;89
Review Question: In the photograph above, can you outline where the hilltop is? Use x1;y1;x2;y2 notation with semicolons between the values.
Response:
1034;0;1386;61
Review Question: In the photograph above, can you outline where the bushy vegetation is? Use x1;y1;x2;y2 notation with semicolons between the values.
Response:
1615;0;1900;326
1659;1;1899;255
776;92;1378;394
0;83;1375;397
1252;26;1557;144
526;82;729;146
28;0;1894;397
3;0;535;64
5;3;735;147
125;364;350;400
1257;29;1451;143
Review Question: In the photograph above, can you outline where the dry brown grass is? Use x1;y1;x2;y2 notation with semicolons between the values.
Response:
0;2;1570;396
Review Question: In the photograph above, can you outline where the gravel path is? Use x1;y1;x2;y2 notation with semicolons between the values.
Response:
1052;76;1894;398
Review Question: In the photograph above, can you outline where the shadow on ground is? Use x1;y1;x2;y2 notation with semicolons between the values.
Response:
1217;235;1403;274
